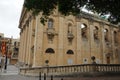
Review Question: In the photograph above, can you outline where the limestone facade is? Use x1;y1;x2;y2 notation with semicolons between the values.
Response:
18;8;120;68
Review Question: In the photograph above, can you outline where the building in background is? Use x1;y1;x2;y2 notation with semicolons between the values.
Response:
0;33;19;65
10;38;20;64
0;33;4;38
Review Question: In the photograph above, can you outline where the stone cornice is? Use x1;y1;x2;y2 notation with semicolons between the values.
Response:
19;7;27;28
76;11;118;28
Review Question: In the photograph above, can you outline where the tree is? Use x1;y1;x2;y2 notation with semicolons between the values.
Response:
24;0;120;24
86;0;120;24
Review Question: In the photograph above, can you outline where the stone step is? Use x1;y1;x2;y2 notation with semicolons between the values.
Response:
7;71;19;73
0;72;18;75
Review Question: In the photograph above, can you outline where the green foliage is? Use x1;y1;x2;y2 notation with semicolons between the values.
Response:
58;0;87;15
24;0;120;24
25;0;57;15
24;0;57;25
86;0;120;24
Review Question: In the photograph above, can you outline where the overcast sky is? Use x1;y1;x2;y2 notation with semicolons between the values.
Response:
0;0;24;38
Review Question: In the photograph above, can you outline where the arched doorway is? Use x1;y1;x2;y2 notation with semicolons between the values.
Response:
106;56;110;64
106;53;111;64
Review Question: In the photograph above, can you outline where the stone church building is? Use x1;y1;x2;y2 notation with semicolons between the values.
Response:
18;7;120;68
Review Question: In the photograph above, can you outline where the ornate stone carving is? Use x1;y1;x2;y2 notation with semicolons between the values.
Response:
46;28;57;41
106;53;112;57
67;32;74;42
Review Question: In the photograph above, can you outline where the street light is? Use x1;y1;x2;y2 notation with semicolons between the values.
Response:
4;39;10;70
4;43;8;70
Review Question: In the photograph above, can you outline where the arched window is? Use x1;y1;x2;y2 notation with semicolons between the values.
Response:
94;26;99;40
67;50;74;54
104;29;109;42
45;48;55;53
48;19;53;28
81;23;87;38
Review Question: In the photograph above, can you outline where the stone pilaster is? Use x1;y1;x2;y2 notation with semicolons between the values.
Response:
18;30;23;62
88;19;93;63
57;16;64;66
25;25;29;65
28;18;33;66
33;15;44;67
99;22;104;64
22;27;26;63
76;22;82;64
23;25;28;65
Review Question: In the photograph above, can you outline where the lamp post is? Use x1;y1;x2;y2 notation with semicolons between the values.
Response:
4;42;8;70
4;45;8;70
4;39;10;70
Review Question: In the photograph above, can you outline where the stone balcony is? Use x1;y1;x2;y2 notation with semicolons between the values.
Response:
46;28;57;41
67;33;74;42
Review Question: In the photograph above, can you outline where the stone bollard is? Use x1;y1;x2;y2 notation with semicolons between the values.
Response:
44;73;46;80
51;75;53;80
39;72;41;80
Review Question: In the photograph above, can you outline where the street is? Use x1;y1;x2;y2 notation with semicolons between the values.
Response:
0;75;39;80
1;75;120;80
1;65;120;80
0;65;39;80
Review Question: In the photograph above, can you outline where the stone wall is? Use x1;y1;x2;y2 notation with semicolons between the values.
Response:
18;8;120;68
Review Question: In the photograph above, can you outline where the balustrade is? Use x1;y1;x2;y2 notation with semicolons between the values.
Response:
20;64;120;76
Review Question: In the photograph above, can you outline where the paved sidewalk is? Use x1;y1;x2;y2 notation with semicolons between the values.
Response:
0;64;19;75
1;75;120;80
0;75;39;80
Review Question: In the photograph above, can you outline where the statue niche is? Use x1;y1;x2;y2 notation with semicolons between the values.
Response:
94;26;99;40
67;23;74;42
46;19;56;41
